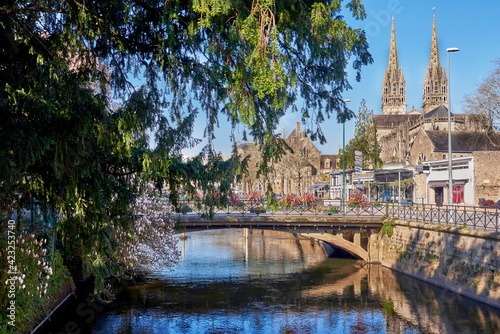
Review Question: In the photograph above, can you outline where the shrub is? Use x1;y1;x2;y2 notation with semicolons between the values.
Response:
481;199;496;208
252;205;266;212
299;193;317;205
229;192;243;207
348;192;367;208
0;233;73;333
279;194;300;207
193;192;204;201
247;190;263;202
324;206;339;213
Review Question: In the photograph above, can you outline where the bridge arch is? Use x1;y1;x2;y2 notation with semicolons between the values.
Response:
176;227;370;262
298;233;369;261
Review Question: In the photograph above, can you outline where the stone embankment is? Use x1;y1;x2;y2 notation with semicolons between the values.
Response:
369;219;500;308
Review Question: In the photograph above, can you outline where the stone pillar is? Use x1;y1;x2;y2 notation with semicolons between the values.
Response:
353;230;361;247
368;234;380;263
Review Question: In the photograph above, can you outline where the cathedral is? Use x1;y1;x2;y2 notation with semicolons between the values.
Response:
374;15;484;165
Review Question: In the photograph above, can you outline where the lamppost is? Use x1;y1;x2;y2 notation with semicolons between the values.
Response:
342;99;351;211
447;47;459;217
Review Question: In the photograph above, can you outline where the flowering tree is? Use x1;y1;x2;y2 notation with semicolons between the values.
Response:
0;233;72;332
112;181;179;274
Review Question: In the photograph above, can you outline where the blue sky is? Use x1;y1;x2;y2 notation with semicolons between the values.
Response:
182;0;500;156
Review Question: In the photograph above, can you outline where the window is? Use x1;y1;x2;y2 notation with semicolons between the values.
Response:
418;153;427;164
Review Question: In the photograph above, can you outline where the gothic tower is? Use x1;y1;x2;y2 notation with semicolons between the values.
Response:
422;14;448;113
381;17;406;115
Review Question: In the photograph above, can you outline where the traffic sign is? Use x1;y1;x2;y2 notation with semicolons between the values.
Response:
354;151;362;172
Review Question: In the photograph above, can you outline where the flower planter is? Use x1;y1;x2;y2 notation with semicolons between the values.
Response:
176;205;193;214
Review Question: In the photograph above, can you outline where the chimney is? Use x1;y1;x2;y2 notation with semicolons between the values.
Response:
296;121;301;136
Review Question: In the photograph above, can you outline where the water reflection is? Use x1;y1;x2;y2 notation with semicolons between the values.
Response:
169;229;334;283
41;229;500;333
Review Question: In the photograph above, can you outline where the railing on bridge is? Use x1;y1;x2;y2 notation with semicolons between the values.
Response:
168;199;387;218
387;203;500;232
168;199;500;231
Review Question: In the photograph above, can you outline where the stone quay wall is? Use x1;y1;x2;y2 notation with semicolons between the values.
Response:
369;219;500;308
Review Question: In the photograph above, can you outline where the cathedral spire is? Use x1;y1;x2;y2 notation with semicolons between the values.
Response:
388;16;399;70
428;14;441;69
382;16;406;115
422;13;448;113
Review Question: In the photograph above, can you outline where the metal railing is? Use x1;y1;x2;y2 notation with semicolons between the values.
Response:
387;203;500;232
169;199;500;231
167;199;387;218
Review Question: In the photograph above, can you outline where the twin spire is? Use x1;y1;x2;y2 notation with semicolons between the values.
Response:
381;14;448;115
381;16;405;115
423;14;448;113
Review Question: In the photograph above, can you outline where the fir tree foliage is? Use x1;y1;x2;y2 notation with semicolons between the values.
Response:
0;0;372;292
337;99;383;169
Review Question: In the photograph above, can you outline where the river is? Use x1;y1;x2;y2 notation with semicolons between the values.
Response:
42;229;500;333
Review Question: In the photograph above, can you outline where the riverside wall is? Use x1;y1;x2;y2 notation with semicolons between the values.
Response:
369;220;500;308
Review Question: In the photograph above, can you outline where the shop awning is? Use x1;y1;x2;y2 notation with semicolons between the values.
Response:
428;180;467;188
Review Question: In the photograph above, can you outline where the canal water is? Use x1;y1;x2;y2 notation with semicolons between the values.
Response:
44;229;500;333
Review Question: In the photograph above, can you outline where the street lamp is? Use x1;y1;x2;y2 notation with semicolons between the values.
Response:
447;47;459;216
342;99;351;211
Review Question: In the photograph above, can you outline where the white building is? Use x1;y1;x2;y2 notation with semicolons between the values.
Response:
424;156;474;205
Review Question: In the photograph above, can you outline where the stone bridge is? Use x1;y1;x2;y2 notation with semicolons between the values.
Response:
176;215;382;262
174;203;500;264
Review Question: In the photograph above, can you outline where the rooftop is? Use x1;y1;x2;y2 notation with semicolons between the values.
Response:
426;131;500;152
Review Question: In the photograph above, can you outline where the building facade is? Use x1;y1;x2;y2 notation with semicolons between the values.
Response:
235;122;338;196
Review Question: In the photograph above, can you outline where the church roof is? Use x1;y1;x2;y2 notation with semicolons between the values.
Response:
320;154;337;162
373;114;421;127
426;131;500;152
424;105;452;119
320;154;338;168
236;141;257;152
